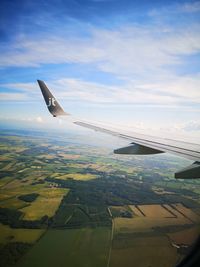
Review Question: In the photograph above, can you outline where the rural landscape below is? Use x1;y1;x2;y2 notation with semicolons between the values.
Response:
0;128;200;267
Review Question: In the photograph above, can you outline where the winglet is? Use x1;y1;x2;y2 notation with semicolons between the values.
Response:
37;80;68;117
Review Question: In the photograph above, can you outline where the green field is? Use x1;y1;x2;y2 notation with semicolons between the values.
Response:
17;227;111;267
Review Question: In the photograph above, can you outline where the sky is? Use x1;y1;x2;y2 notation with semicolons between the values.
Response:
0;0;200;142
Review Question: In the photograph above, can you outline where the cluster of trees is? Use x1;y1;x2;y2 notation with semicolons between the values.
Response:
0;208;49;229
0;172;10;178
18;193;39;203
46;174;160;206
0;208;22;226
0;242;32;267
52;202;112;228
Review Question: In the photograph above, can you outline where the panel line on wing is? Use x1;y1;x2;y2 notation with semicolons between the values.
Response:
74;121;200;161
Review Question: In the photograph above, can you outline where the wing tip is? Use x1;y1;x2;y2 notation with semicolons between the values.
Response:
37;79;69;117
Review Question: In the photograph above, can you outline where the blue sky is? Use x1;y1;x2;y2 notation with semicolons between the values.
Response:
0;0;200;141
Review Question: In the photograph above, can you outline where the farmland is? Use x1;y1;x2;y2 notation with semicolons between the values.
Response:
0;224;45;244
0;129;200;267
110;203;200;267
110;236;178;267
52;173;97;181
16;227;111;267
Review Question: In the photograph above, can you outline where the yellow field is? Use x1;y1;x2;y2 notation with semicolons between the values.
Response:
114;217;189;234
37;154;56;159
137;204;174;218
129;205;144;216
168;226;200;246
114;204;195;234
38;187;68;198
110;236;180;267
21;197;61;220
21;188;69;220
55;173;97;181
0;224;45;244
163;204;185;218
172;203;200;223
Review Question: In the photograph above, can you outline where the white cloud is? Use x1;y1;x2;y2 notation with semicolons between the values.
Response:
46;78;179;105
181;120;200;131
36;116;43;123
0;82;38;101
0;23;200;76
0;36;104;67
149;1;200;16
1;25;200;105
178;2;200;13
0;82;36;93
1;72;200;106
1;82;37;91
136;73;200;101
0;92;28;101
49;72;200;105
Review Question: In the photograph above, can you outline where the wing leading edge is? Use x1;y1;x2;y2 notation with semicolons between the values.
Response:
37;80;200;179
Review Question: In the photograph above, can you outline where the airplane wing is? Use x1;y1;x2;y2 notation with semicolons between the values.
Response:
37;80;200;179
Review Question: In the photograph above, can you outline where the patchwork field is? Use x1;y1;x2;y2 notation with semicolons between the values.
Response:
137;204;175;218
114;203;198;234
1;131;200;267
21;188;69;220
111;203;200;267
0;174;69;217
